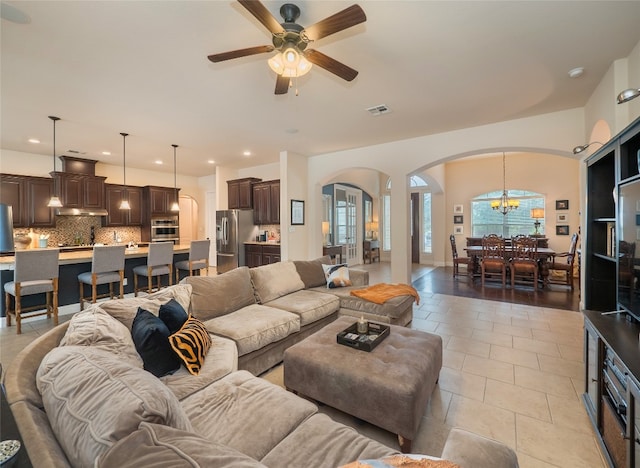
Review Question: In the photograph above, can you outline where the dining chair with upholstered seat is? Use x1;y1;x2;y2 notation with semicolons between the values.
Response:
548;232;579;290
78;245;126;310
175;239;211;283
449;234;470;278
509;235;539;289
4;249;59;334
133;242;174;296
480;234;507;287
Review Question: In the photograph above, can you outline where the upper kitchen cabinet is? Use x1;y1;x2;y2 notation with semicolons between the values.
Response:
228;178;261;209
143;186;179;219
0;174;26;227
0;174;55;227
103;184;143;227
253;179;280;225
51;157;106;214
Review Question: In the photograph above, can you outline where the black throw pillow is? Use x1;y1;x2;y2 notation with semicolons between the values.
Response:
159;299;189;334
131;308;182;377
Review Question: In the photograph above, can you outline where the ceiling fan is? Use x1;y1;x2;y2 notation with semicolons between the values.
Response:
207;1;366;95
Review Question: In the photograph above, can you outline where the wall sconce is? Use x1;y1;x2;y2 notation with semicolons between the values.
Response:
322;221;330;246
530;208;544;235
572;141;603;154
617;88;640;104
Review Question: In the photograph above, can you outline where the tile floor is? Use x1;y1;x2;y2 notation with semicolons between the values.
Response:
0;263;605;467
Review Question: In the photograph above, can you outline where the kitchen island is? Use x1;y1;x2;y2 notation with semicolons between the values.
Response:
0;244;190;316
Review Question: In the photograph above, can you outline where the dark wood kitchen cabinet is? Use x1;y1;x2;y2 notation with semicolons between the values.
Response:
228;178;261;210
0;174;27;227
144;186;179;219
0;174;55;227
53;172;106;210
245;243;280;267
103;184;143;227
252;179;280;225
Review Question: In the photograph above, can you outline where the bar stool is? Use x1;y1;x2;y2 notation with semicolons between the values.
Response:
4;249;59;334
175;239;211;283
78;245;126;310
133;242;174;296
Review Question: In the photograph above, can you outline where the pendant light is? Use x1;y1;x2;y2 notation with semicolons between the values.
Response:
170;144;180;212
119;133;130;210
47;116;63;208
490;152;519;215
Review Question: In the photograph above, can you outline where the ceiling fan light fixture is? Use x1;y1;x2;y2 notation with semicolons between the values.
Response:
268;50;312;78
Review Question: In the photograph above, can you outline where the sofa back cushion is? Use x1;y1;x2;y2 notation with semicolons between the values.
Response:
293;255;332;288
250;261;305;303
36;346;193;468
182;266;256;320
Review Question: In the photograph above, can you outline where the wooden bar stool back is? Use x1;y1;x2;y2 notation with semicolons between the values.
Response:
175;239;210;283
133;242;174;296
78;245;126;310
4;249;59;334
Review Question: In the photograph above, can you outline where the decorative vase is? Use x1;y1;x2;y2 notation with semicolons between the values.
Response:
14;234;31;250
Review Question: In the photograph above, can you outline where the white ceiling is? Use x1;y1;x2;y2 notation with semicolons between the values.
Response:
2;1;640;177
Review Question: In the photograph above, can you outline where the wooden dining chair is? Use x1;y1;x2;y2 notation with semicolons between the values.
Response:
548;232;579;290
78;245;126;310
133;242;174;296
480;234;506;287
4;249;59;334
449;235;469;278
510;235;539;289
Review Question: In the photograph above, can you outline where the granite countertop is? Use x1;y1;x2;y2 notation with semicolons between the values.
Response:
244;241;281;246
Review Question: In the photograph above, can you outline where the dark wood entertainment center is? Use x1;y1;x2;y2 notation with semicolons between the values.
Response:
584;116;640;467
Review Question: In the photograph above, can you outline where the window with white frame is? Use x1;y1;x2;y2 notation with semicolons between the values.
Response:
471;190;545;237
382;176;430;252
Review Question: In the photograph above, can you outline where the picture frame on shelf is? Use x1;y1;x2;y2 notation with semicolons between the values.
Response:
291;199;305;225
556;225;569;235
454;225;463;235
555;200;569;210
453;204;463;214
556;213;569;223
453;215;463;224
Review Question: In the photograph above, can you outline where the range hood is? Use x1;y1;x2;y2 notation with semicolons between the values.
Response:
52;156;108;217
55;207;109;216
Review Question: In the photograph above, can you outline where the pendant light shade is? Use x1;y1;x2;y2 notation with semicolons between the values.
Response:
47;116;63;208
119;133;130;210
170;144;180;212
490;152;519;215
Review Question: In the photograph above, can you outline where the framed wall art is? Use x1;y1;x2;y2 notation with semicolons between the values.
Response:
453;204;463;214
555;200;569;210
291;199;305;225
453;215;463;224
556;225;570;235
556;213;569;223
454;225;464;235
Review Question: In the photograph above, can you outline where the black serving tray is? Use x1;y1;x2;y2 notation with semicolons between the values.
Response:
336;321;390;352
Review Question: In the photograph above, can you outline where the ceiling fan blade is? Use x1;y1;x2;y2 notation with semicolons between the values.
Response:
304;49;358;82
208;45;274;63
303;4;366;41
275;74;290;95
238;0;285;35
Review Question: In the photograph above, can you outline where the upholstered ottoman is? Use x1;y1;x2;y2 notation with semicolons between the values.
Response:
283;316;442;452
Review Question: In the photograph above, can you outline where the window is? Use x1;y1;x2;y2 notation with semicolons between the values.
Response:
382;194;391;251
422;192;432;253
471;190;544;237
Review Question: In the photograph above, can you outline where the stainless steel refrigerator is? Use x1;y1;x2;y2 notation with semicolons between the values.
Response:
216;210;258;274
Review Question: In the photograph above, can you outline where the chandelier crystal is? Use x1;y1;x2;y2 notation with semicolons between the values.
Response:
491;152;519;215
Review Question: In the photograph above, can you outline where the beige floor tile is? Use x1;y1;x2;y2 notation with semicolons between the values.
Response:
484;379;551;421
547;393;595;435
410;318;440;333
516;414;605;468
538;354;584;380
462;354;515;384
411;417;451;457
511;317;551;331
435;323;474;338
516;451;566;468
493;322;534;338
424;387;453;422
490;344;540;369
442;349;465;370
445;394;516;447
532;328;582;348
513;336;561;357
438;367;486;401
558;343;584;363
464;318;494;331
477;311;514;325
471;329;514;347
514;366;578;399
446;335;491;358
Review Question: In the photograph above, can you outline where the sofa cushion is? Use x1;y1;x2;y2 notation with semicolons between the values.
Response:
60;306;142;368
294;255;332;288
131;308;182;377
159;298;189;333
441;428;519;468
250;261;305;303
169;315;212;376
182;267;256;320
97;422;267;468
204;304;300;356
98;283;192;330
265;289;339;326
182;370;317;461
323;263;352;288
36;346;193;468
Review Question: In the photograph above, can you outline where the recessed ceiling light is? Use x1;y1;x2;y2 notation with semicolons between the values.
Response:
28;138;40;144
243;151;251;157
285;128;299;134
102;151;111;156
207;160;215;164
568;67;584;78
155;160;163;165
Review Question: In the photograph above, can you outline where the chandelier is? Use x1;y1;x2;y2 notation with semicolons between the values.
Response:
491;152;519;215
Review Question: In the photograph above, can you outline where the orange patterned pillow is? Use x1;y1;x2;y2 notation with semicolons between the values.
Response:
168;315;212;375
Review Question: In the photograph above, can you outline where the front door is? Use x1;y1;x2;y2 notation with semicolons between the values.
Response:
335;185;361;265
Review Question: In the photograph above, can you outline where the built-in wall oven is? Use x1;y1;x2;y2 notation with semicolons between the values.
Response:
151;217;179;243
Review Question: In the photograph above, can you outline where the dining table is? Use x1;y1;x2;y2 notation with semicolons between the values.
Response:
464;245;556;286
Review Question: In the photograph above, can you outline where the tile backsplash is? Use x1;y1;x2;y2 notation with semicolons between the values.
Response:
14;216;141;247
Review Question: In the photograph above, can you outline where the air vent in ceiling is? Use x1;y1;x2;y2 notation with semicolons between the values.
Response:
66;149;87;155
366;104;391;116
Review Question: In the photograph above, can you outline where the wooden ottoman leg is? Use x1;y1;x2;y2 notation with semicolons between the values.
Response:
398;435;412;453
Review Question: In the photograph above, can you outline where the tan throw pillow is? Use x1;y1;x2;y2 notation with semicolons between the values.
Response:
169;315;212;376
36;346;193;468
322;264;352;288
250;261;305;303
294;256;332;288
